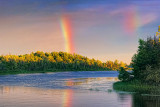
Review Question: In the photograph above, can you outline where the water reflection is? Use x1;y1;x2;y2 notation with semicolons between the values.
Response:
0;86;129;107
117;93;132;107
1;72;160;107
116;93;160;107
65;77;118;86
132;94;160;107
0;86;73;107
0;71;119;89
62;90;73;107
0;77;119;107
1;85;160;107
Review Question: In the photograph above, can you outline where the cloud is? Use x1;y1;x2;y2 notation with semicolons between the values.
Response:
140;14;157;26
108;5;157;35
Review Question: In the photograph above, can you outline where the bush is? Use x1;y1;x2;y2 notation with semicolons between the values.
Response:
118;67;130;82
143;65;160;85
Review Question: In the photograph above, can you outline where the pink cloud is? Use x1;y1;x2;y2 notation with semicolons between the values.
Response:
109;6;157;35
140;14;157;26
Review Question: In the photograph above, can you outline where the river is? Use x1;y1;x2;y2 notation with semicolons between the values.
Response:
0;71;159;107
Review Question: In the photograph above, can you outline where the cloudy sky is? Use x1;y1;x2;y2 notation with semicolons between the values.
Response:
0;0;159;64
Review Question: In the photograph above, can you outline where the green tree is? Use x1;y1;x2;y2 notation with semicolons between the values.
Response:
0;51;129;72
131;37;160;79
118;67;130;82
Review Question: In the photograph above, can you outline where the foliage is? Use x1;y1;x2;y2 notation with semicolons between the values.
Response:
143;66;160;85
118;67;130;82
0;51;127;72
131;36;160;80
114;27;160;93
106;60;128;70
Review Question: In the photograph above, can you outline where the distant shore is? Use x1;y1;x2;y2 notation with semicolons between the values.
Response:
0;69;113;75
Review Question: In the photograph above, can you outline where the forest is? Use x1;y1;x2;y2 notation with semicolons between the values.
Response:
0;51;128;72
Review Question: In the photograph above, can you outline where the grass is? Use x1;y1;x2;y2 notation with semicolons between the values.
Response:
113;80;160;94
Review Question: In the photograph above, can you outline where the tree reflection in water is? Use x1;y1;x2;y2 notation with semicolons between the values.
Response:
133;94;160;107
117;92;160;107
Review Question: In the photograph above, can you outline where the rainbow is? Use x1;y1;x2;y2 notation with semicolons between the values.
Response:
62;80;74;107
60;15;74;54
124;7;140;35
62;89;73;107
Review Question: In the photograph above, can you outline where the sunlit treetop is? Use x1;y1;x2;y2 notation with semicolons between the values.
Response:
156;26;160;39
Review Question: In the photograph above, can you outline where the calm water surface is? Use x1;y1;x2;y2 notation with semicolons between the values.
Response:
0;71;159;107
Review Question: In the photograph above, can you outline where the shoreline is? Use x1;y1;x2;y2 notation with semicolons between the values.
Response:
113;80;160;94
0;69;114;75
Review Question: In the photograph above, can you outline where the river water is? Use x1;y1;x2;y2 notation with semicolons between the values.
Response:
0;71;159;107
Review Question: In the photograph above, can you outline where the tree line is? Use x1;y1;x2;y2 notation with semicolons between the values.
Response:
131;36;160;84
118;34;160;85
0;51;128;72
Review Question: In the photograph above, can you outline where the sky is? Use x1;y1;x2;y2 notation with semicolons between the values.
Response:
0;0;160;64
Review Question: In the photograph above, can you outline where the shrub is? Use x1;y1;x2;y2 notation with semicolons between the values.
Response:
143;65;160;85
118;67;130;82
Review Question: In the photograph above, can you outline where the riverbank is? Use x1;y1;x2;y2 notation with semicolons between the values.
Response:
113;80;160;94
0;70;47;75
0;69;112;75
